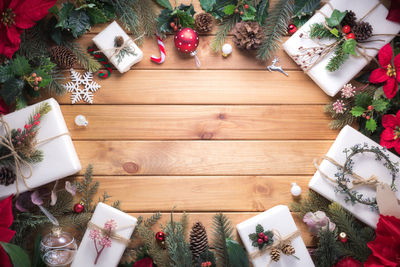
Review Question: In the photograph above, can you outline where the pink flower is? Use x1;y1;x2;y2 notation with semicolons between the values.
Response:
303;211;336;236
98;236;112;248
341;84;356;98
332;100;346;114
104;219;117;231
89;229;100;241
380;110;400;154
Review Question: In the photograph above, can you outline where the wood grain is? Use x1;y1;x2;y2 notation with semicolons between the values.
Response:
74;140;332;175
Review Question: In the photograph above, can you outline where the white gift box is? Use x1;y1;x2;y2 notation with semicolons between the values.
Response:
92;21;143;73
0;98;81;199
236;205;315;267
309;125;400;228
71;203;137;267
283;0;400;97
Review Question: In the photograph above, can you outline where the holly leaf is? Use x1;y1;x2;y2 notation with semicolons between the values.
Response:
293;0;320;18
255;224;264;234
157;9;173;33
325;9;347;27
342;39;357;56
355;93;372;108
223;4;236;15
10;55;32;77
0;242;31;267
351;106;365;117
248;233;258;241
66;10;91;38
241;7;256;21
330;28;339;37
173;9;195;28
87;7;109;24
156;0;173;10
256;0;269;24
366;118;377;132
200;0;216;12
55;2;74;28
0;78;25;104
32;234;46;267
372;98;388;112
226;238;249;267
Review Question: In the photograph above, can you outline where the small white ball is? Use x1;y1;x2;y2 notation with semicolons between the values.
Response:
75;115;88;127
222;43;232;57
291;182;302;197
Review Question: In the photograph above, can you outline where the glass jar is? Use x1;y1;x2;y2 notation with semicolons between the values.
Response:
40;228;77;267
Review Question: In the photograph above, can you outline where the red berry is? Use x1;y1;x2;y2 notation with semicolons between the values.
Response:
258;232;265;239
234;8;239;13
173;26;178;31
240;11;244;15
31;73;36;77
368;105;373;110
347;33;355;40
366;115;370;120
264;235;269;242
362;113;366;118
257;238;264;245
244;4;249;9
170;22;175;27
342;25;351;34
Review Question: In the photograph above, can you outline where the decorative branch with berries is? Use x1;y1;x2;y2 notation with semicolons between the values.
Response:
156;2;196;34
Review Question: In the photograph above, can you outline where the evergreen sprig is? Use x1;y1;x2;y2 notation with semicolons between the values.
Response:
211;213;233;267
136;223;170;266
75;164;99;212
64;42;101;72
111;0;141;39
326;45;348;72
310;23;337;39
211;14;240;52
314;228;341;267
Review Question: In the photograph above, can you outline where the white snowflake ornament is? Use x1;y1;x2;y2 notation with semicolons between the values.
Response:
63;69;101;104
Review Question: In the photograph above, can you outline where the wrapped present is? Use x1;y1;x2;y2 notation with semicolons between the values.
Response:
92;21;143;73
0;98;81;199
71;203;137;267
283;0;400;97
309;125;400;228
236;205;315;267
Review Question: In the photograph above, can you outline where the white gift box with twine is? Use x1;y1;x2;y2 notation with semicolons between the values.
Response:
71;202;138;267
0;98;81;199
92;21;143;73
236;205;315;267
283;0;400;97
309;125;400;228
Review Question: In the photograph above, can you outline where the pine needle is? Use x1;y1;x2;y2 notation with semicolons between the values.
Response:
75;164;99;212
19;20;49;60
326;46;349;72
134;0;157;39
211;213;233;267
65;42;101;72
48;70;66;95
144;212;162;227
111;0;142;42
136;224;170;267
256;0;294;61
211;14;240;52
314;228;340;267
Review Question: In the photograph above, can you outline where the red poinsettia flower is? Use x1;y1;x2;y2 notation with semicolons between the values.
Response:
380;110;400;153
369;43;400;99
133;257;153;267
364;215;400;267
333;257;362;267
0;195;15;267
0;0;57;58
387;0;400;23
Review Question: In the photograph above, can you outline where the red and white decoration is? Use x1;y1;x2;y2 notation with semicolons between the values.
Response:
150;34;166;64
174;28;201;67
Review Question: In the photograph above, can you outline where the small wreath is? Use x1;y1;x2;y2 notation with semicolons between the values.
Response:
335;143;399;209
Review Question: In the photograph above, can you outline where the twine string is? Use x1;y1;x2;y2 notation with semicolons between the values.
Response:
87;221;135;246
94;33;145;60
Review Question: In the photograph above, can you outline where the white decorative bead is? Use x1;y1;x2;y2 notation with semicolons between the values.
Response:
74;115;88;127
291;182;302;197
222;43;232;57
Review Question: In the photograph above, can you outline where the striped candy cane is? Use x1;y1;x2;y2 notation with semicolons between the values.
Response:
150;34;166;64
87;47;113;78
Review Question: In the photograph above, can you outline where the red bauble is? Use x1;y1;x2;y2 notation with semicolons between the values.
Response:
346;33;355;40
342;25;351;34
288;24;297;34
338;232;348;243
74;202;84;213
155;231;166;242
174;28;199;54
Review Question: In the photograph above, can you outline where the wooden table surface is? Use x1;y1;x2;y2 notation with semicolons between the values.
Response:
55;0;340;247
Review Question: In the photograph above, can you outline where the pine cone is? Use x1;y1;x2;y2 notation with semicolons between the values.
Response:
0;167;16;186
232;21;263;50
281;244;295;255
342;10;357;27
353;21;373;42
270;248;281;262
190;222;208;258
195;13;213;33
50;46;77;69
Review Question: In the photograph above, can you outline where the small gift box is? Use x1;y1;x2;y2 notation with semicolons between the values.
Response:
309;125;400;228
92;21;143;73
236;205;315;267
283;0;400;97
0;98;81;199
71;203;138;267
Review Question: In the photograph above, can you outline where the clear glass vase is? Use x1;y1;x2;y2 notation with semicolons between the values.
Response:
40;228;77;267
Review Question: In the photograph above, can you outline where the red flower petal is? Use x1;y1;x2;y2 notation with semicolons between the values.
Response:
394;53;400;83
383;77;398;99
333;257;362;267
0;195;13;228
395;110;400;126
133;257;153;267
369;68;389;84
380;128;396;149
387;0;400;23
379;43;394;68
377;215;400;239
382;114;397;128
0;247;13;267
0;227;15;243
368;236;399;266
13;0;56;29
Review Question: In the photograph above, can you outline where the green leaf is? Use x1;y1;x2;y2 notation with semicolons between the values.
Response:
10;55;32;77
372;98;388;112
0;242;31;267
0;78;25;104
355;93;372;108
342;39;357;56
48;5;59;15
66;10;91;38
330;28;339;37
75;3;96;10
87;7;109;24
156;0;173;9
55;2;74;28
200;0;216;12
223;4;236;15
33;234;47;267
325;9;346;27
0;64;13;83
293;0;320;18
350;106;365;117
226;239;249;267
174;9;195;28
157;9;173;33
255;224;264;234
256;0;269;24
248;233;258;241
365;118;377;132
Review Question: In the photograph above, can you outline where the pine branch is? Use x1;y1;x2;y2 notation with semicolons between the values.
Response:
256;0;294;61
65;42;101;72
211;14;240;52
75;164;99;212
290;190;332;218
136;224;170;267
211;213;233;267
144;212;162;227
310;23;336;39
18;20;50;60
111;0;141;40
48;70;66;95
134;0;157;39
314;228;341;267
326;45;348;72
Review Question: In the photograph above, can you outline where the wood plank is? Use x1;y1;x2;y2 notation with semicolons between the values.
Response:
88;176;310;212
75;140;333;175
55;70;331;104
62;105;336;140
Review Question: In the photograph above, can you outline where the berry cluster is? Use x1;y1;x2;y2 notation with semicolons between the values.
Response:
200;261;212;267
362;105;374;120
234;3;250;16
26;72;43;91
342;25;355;40
13;113;41;145
170;20;182;32
256;232;269;245
249;224;274;250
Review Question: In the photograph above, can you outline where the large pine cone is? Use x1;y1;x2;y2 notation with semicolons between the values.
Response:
195;13;213;33
50;46;77;69
0;167;16;186
270;248;281;262
342;10;357;27
190;222;208;258
281;244;295;255
232;21;263;50
353;21;373;42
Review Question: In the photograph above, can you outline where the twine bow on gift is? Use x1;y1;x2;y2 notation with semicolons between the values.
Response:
249;229;300;266
94;34;145;62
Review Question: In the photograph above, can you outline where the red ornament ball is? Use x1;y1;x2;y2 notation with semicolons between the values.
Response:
342;25;351;34
347;33;355;40
155;231;166;242
74;202;84;213
288;24;297;34
174;28;199;54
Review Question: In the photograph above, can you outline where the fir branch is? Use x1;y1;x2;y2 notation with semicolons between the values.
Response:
211;213;233;267
326;45;348;72
144;212;162;227
210;14;240;52
314;228;341;267
256;0;294;61
290;190;331;218
48;70;66;95
134;0;157;39
136;224;170;267
310;23;336;39
18;20;50;60
12;213;50;247
64;42;101;72
111;0;141;40
75;164;99;212
325;104;355;130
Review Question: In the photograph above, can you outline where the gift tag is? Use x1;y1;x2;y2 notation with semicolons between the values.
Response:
376;183;400;217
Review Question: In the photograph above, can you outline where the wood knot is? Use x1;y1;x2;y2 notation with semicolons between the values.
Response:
123;162;139;173
217;113;227;120
200;132;214;140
